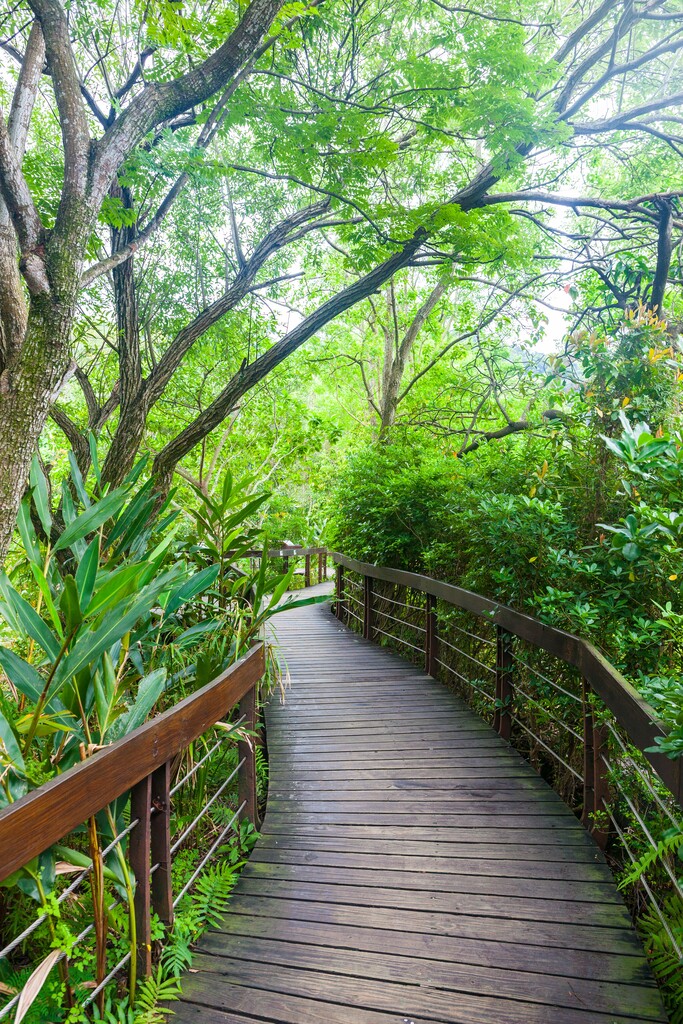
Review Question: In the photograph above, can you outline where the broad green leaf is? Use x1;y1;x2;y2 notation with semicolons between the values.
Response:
164;564;220;616
104;480;155;550
54;490;127;553
68;452;91;508
17;500;41;564
29;456;51;537
0;708;24;770
29;564;63;637
0;648;44;702
59;576;82;635
75;538;99;610
1;578;61;659
54;573;178;691
175;619;222;645
106;668;166;740
84;564;144;618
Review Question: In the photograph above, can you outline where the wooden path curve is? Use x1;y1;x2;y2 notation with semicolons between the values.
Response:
174;588;666;1023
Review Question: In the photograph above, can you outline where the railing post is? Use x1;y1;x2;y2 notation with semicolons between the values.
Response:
363;575;373;640
425;593;438;676
318;552;323;584
150;760;173;928
592;722;610;850
305;553;311;588
238;684;260;829
582;680;609;849
494;625;514;740
129;775;153;978
335;563;344;620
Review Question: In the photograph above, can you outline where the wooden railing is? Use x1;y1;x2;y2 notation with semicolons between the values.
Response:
0;644;265;1017
331;551;683;959
247;544;328;586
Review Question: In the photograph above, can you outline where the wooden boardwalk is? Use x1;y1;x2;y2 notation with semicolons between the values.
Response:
175;589;666;1023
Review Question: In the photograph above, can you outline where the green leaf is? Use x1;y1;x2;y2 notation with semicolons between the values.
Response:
29;456;52;537
75;538;99;610
622;542;641;561
54;573;177;692
68;452;91;508
164;564;220;616
175;619;222;645
0;648;44;702
29;564;63;637
106;668;166;740
59;576;82;635
54;490;127;553
17;500;41;564
0;576;61;659
0;707;24;771
83;564;144;618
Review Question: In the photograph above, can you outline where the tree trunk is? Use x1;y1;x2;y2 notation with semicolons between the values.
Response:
101;186;148;488
0;298;73;558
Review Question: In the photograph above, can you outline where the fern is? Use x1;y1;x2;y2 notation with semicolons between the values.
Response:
134;969;181;1023
91;970;180;1024
191;861;238;930
638;894;683;1024
619;829;683;889
160;918;194;977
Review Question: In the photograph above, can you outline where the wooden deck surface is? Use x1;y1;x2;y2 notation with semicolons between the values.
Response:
174;588;666;1023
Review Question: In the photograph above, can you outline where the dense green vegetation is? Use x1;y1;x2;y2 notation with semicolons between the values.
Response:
1;0;683;1017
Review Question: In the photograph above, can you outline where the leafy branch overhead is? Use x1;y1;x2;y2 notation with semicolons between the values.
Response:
0;0;682;559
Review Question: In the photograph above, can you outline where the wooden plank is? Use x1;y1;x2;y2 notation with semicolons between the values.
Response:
232;874;632;927
211;910;655;984
179;956;664;1023
212;893;644;955
171;591;664;1023
245;853;621;901
195;934;663;1018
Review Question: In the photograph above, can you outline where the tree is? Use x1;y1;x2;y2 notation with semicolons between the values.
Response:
2;0;682;557
0;0;285;556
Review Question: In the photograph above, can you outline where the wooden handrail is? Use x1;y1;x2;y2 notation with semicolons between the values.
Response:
0;643;265;884
330;551;682;808
246;545;326;557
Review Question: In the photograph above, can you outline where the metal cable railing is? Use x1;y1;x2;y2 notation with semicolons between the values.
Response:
331;550;683;992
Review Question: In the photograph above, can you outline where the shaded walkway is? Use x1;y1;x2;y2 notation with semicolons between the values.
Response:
174;590;665;1023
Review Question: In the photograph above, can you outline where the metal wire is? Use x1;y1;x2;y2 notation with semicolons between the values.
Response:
170;717;246;797
603;799;683;960
82;950;132;1008
170;759;244;854
344;606;363;626
0;818;140;963
434;657;495;702
601;751;683;898
445;620;496;647
375;626;424;654
514;683;583;742
605;721;682;832
510;653;583;704
436;634;496;674
510;714;583;781
377;608;426;633
173;803;245;907
373;591;424;613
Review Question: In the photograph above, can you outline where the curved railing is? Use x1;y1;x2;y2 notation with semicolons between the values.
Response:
0;645;265;1018
330;550;683;971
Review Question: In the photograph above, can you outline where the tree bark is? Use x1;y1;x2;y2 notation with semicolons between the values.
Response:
101;185;146;487
0;299;74;556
